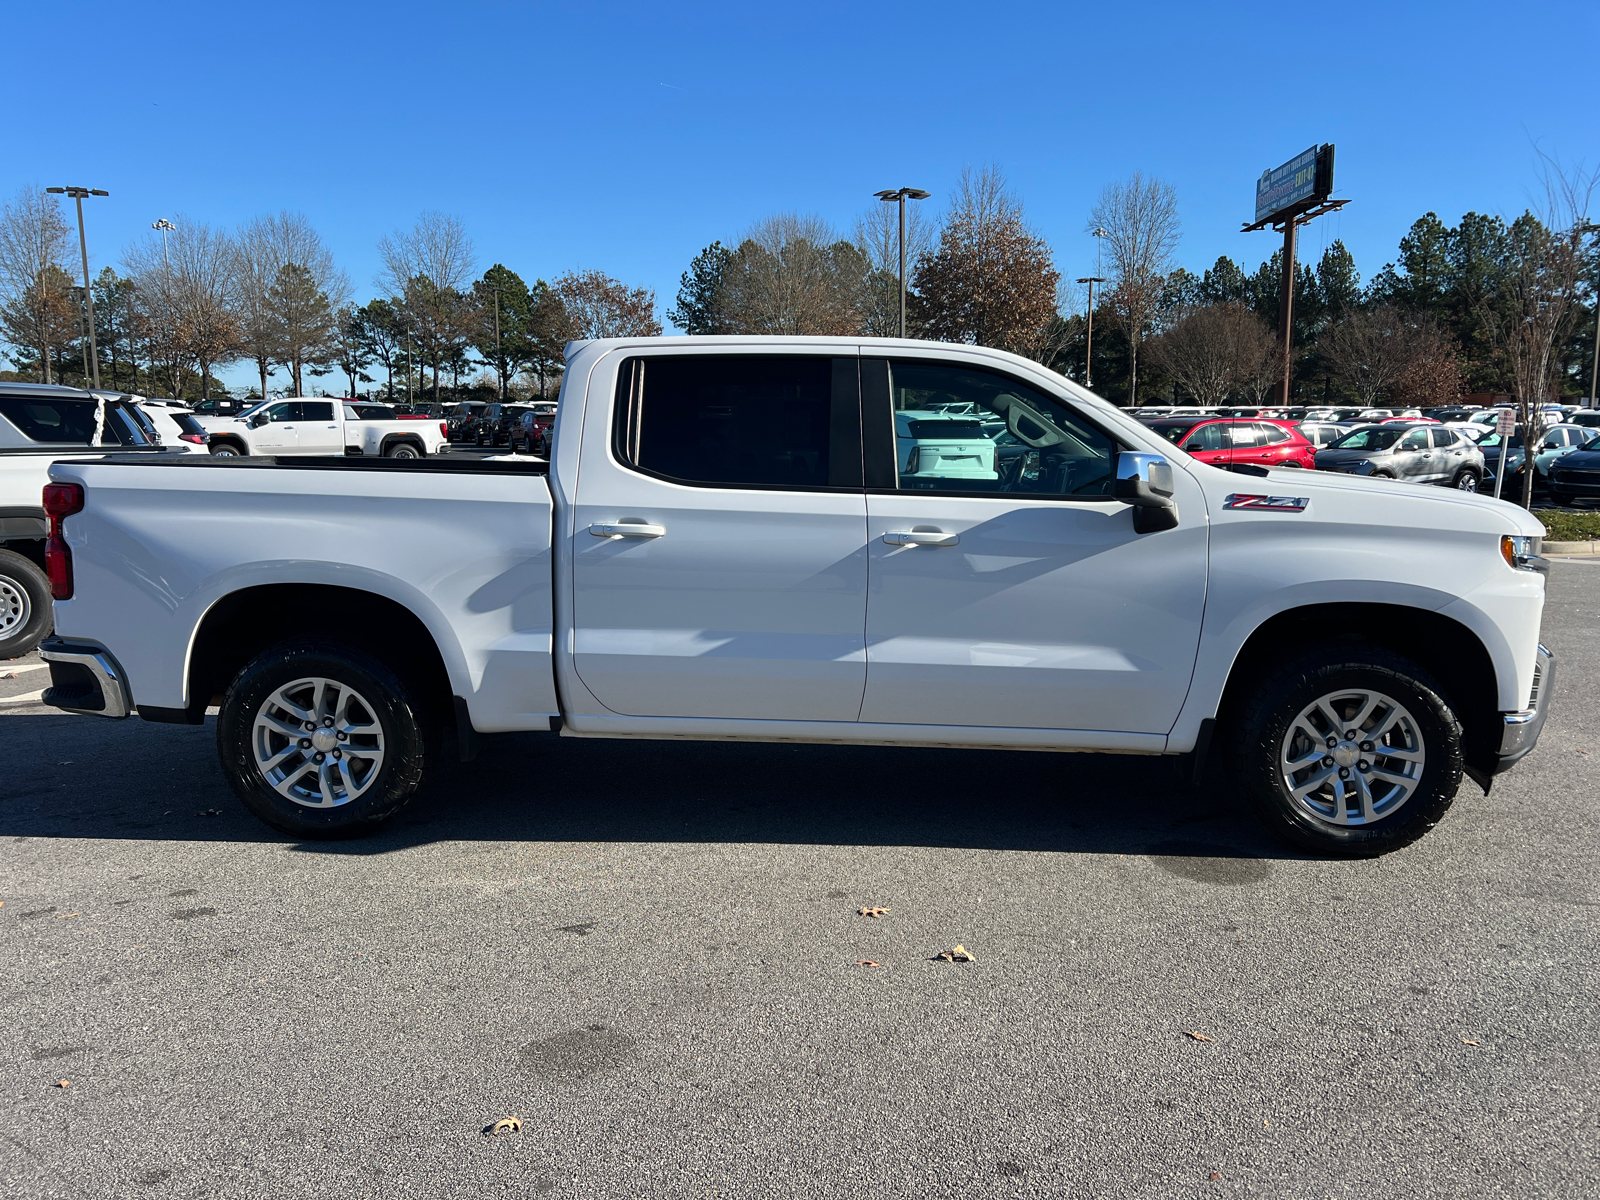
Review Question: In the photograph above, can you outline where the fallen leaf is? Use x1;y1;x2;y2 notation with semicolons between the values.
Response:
1461;1037;1481;1046
853;960;881;968
1578;749;1589;755
937;944;975;962
1184;1031;1215;1042
55;1080;69;1088
487;1117;522;1136
858;907;889;918
2;671;17;679
1209;1171;1223;1181
56;913;79;919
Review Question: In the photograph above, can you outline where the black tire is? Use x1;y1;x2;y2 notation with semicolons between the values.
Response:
0;549;52;660
1370;470;1395;479
386;441;421;459
1227;645;1464;857
210;442;243;457
216;641;428;838
1452;467;1480;492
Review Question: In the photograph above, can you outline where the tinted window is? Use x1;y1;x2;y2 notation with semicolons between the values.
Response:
0;397;104;443
882;360;1115;496
1148;420;1201;444
301;402;335;421
265;403;296;422
1257;423;1292;444
1430;428;1458;448
103;404;154;446
615;355;846;489
1330;427;1402;451
1184;422;1227;452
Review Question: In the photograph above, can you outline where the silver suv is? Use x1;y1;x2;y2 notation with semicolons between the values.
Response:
1314;423;1485;490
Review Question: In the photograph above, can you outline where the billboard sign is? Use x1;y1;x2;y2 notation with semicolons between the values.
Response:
1254;144;1333;225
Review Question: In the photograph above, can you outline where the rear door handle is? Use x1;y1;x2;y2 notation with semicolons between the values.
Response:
590;522;666;538
883;530;959;547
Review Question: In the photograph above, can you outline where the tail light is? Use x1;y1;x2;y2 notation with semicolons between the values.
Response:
179;432;208;444
440;422;448;438
42;482;84;601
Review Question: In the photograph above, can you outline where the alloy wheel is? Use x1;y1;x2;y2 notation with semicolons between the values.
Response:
251;676;386;808
0;574;28;635
1280;688;1426;826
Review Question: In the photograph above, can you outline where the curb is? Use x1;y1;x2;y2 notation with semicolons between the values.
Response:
1544;540;1600;555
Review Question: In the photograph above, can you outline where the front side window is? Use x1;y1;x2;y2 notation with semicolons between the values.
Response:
614;354;856;490
1183;422;1227;452
1399;429;1429;451
265;403;296;423
876;359;1116;497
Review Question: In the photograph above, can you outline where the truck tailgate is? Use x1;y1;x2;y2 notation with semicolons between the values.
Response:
47;457;557;732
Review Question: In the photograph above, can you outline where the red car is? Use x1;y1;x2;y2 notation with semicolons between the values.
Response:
1142;417;1317;469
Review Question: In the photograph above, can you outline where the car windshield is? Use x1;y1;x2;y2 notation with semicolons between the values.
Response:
1329;426;1403;450
1147;420;1200;444
1478;432;1525;449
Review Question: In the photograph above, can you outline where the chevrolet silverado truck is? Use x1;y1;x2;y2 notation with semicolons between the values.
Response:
38;338;1553;855
200;399;448;459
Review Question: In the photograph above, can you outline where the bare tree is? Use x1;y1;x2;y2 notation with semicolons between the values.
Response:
910;166;1060;354
1088;172;1182;405
1480;157;1597;507
125;217;242;400
236;212;348;399
855;202;933;337
551;269;662;340
1149;303;1277;406
378;212;476;399
0;186;76;384
1320;305;1452;407
715;214;867;336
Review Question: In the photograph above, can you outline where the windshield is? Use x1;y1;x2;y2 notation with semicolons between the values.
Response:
1329;426;1402;450
1147;420;1200;444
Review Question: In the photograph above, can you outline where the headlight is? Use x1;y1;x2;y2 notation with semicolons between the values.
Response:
1501;535;1545;572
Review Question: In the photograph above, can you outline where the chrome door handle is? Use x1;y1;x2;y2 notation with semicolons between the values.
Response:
590;522;666;538
883;530;959;547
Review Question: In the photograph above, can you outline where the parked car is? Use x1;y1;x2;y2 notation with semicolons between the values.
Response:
1477;430;1527;491
201;398;448;459
0;384;175;658
1531;424;1598;484
132;401;209;453
445;401;489;442
1425;406;1484;423
394;401;448;421
188;396;253;418
1146;417;1316;469
1304;407;1365;423
1381;415;1440;424
1547;440;1600;505
1567;410;1600;431
1297;421;1350;448
468;402;537;447
39;335;1552;858
1315;424;1485;490
510;403;558;454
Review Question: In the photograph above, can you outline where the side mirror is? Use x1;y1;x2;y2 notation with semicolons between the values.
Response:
250;413;268;429
1114;452;1179;534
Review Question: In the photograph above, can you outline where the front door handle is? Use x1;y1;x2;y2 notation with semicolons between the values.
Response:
883;530;959;547
590;522;666;538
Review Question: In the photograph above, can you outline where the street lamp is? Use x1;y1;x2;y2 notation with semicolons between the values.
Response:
151;218;175;272
873;187;931;338
47;186;109;389
1075;276;1107;388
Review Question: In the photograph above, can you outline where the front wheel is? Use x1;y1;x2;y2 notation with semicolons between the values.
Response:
0;549;51;660
1452;467;1480;492
1227;645;1463;856
216;641;428;838
210;443;243;457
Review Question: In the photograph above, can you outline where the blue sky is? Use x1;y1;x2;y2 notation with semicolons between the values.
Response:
9;0;1596;392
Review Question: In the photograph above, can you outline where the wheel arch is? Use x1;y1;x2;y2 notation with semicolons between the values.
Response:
209;435;248;455
1211;602;1502;781
380;433;425;457
184;583;455;730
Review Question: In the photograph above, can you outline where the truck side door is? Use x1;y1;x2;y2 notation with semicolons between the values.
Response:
295;401;342;454
251;402;300;453
858;357;1206;735
570;352;868;722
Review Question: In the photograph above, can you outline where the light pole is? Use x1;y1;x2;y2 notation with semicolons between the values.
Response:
486;283;504;400
1075;276;1106;388
151;218;175;271
873;187;931;337
47;186;109;389
1581;223;1600;410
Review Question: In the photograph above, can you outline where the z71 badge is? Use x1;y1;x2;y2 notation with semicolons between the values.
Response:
1224;493;1309;511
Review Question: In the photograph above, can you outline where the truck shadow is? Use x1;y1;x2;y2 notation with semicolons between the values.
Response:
0;711;1304;863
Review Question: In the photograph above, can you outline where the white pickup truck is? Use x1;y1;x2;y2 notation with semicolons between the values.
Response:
199;398;449;459
38;337;1553;855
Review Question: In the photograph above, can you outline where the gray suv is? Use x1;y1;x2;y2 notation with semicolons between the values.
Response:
1315;423;1485;491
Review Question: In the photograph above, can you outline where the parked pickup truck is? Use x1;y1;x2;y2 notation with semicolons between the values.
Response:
39;337;1554;855
199;399;448;459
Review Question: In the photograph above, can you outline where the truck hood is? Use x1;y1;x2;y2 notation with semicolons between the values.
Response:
1194;460;1546;537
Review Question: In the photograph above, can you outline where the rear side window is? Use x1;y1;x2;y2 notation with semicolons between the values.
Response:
1430;428;1458;448
0;397;101;443
614;355;859;489
1258;423;1292;444
301;401;335;421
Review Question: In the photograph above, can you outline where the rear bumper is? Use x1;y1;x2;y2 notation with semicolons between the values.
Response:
38;638;131;719
1493;643;1554;773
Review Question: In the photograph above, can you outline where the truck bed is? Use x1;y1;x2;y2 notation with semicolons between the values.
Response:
46;453;558;732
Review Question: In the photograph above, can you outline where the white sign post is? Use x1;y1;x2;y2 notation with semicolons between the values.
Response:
1493;408;1517;499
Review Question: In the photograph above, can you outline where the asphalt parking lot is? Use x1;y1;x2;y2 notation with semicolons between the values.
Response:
2;565;1596;1200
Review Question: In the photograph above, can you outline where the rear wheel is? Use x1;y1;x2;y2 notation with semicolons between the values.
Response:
386;441;421;459
1228;645;1463;856
1452;467;1480;492
216;641;428;838
0;549;51;660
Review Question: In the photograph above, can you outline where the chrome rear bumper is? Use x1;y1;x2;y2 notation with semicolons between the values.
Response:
39;638;132;719
1494;644;1554;772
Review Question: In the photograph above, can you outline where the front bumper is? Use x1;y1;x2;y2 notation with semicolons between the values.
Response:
1494;643;1554;772
39;638;131;719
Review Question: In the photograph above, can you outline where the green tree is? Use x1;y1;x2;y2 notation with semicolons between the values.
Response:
667;241;733;334
267;263;336;395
